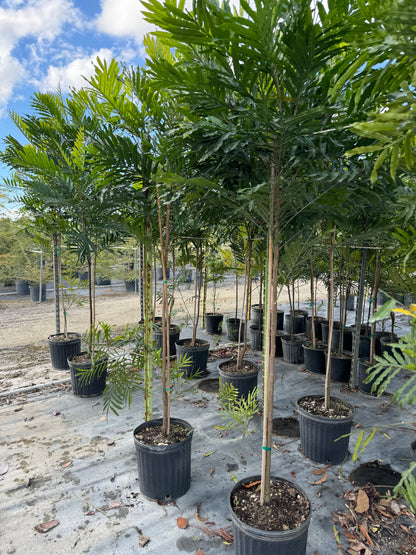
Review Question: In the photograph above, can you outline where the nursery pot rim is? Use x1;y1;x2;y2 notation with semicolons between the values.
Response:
133;417;193;453
229;475;311;539
175;337;210;350
67;351;108;369
218;359;259;379
296;395;355;422
48;332;81;343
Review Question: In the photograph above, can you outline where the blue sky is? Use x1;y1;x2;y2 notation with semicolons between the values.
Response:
0;0;156;212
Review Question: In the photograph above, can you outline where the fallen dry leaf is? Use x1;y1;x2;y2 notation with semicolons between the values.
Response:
0;463;9;475
310;473;327;485
61;461;72;469
359;524;374;547
196;550;206;555
203;450;216;457
355;490;370;514
108;500;124;509
177;517;188;529
312;468;327;476
290;471;296;478
34;520;59;533
138;535;150;547
195;503;207;523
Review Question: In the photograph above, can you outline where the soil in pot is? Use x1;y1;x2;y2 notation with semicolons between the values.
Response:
297;395;354;465
48;332;82;370
230;476;311;554
133;418;192;501
219;359;258;400
204;312;223;334
175;338;210;378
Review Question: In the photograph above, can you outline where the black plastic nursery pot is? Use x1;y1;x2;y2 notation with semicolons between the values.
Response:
306;317;326;341
331;325;353;352
125;279;138;293
249;325;263;351
297;395;354;464
48;332;82;370
218;360;259;400
229;475;311;555
204;312;224;334
358;335;371;358
152;325;180;357
276;310;284;331
379;334;399;357
275;331;285;357
133;418;193;501
227;318;245;342
325;352;352;382
357;359;386;395
302;342;325;374
281;335;305;364
284;313;305;335
67;352;108;397
29;284;46;302
15;279;30;296
251;304;263;328
175;338;210;378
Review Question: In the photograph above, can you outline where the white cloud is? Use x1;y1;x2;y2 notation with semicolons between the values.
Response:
39;48;114;92
0;0;82;113
96;0;154;43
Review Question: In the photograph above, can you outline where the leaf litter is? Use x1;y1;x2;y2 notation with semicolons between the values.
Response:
333;484;416;554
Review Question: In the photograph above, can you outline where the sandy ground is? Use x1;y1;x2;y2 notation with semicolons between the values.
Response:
0;279;326;393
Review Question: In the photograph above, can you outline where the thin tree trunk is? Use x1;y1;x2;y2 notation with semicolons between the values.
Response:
157;188;171;436
201;263;207;328
310;258;316;348
53;234;61;335
324;228;336;411
143;223;153;421
369;250;381;364
260;167;279;506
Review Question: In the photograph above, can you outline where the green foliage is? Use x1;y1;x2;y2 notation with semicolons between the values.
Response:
216;380;259;436
393;463;416;513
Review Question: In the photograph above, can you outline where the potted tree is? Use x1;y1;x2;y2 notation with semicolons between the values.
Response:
203;247;226;334
48;272;85;370
297;228;355;465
